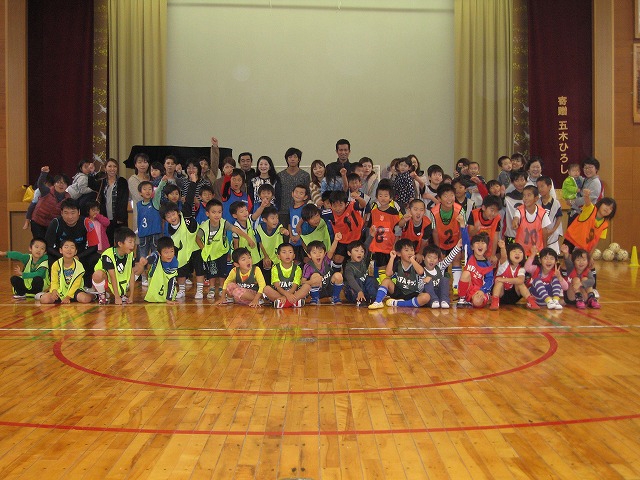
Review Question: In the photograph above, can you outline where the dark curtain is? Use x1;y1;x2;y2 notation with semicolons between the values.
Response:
28;0;94;184
528;0;592;186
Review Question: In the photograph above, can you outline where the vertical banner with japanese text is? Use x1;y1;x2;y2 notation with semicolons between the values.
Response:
527;0;592;187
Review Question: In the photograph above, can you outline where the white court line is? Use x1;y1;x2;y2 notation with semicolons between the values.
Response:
1;325;639;333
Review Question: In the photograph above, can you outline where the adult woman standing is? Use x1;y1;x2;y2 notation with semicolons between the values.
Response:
526;157;556;199
309;160;326;207
97;158;130;244
182;158;211;217
128;153;150;229
408;154;427;198
248;156;281;211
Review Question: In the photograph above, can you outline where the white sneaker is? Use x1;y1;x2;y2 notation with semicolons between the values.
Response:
368;301;384;310
385;298;398;307
431;301;440;309
592;289;600;299
552;300;563;310
440;301;450;309
206;290;216;299
141;277;148;287
185;278;193;286
546;300;555;309
175;290;185;299
12;294;26;299
194;291;204;300
34;292;45;301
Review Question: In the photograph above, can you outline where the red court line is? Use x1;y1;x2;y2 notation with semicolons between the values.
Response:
1;412;638;436
0;307;49;329
53;332;558;395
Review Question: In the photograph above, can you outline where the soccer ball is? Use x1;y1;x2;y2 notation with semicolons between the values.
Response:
591;248;602;260
608;242;620;253
617;249;630;262
602;249;615;261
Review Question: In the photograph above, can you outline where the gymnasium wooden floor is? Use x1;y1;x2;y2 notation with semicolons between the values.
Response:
0;260;639;479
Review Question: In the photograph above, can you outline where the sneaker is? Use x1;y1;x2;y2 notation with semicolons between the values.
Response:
457;298;471;308
225;295;234;303
274;298;286;309
34;292;45;301
553;300;563;310
185;278;193;286
194;291;204;300
120;295;129;304
440;301;450;309
206;290;216;299
98;294;109;305
368;301;384;310
385;298;398;307
308;298;319;306
431;301;440;309
546;300;555;310
141;277;148;287
587;296;601;309
12;294;26;299
331;297;342;305
592;288;600;299
175;290;185;300
526;296;540;310
575;298;586;309
293;299;305;307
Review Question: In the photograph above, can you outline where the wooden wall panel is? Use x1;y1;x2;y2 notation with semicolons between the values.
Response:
0;0;7;250
610;1;640;251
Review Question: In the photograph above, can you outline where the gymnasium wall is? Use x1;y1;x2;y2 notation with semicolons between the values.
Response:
165;0;455;170
611;0;640;251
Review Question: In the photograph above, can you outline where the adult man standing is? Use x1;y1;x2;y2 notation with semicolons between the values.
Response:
45;198;100;287
323;139;355;193
277;147;311;227
238;152;256;182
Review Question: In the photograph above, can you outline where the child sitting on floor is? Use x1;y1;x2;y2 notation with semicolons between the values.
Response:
0;237;49;299
368;238;430;309
39;239;94;304
262;243;310;308
301;234;344;305
216;247;266;308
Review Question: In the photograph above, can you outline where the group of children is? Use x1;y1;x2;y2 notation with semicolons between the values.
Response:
3;153;617;312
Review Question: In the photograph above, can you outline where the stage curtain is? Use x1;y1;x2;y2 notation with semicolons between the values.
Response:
527;0;592;187
454;0;512;180
108;0;167;166
28;0;94;183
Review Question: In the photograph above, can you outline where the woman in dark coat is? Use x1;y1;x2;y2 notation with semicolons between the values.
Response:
96;158;130;244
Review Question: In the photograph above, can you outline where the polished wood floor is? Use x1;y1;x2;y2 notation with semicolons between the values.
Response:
0;260;639;479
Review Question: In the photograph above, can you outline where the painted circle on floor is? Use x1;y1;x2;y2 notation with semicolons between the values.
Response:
53;331;557;395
